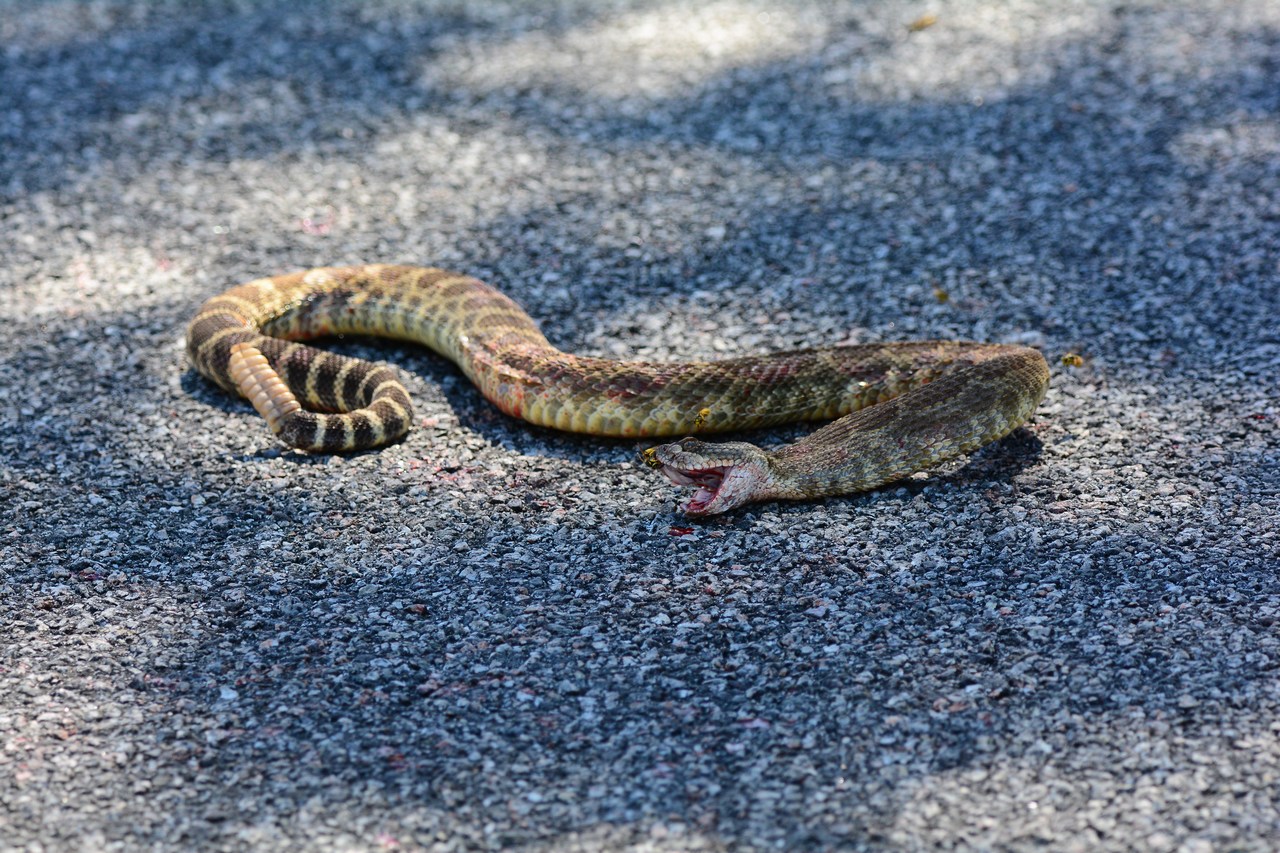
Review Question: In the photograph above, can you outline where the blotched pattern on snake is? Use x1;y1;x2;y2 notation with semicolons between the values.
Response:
186;265;1050;515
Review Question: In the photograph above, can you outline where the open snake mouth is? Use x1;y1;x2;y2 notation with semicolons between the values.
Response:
658;464;730;516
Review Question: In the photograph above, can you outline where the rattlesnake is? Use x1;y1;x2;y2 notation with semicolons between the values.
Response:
187;264;1049;515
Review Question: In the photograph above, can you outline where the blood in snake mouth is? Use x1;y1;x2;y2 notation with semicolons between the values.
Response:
658;464;730;515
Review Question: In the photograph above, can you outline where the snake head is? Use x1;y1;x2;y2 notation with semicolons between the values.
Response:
645;438;773;516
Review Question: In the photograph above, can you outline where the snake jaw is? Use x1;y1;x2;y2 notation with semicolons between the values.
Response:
647;439;773;516
659;464;730;515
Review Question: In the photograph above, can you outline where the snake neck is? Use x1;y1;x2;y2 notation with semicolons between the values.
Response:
766;347;1050;498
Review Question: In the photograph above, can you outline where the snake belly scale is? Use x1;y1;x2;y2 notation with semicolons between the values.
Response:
186;264;1050;515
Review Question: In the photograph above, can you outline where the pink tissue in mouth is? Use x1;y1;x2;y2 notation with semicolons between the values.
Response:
660;465;728;514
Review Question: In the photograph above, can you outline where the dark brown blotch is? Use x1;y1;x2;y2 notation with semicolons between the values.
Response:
348;412;377;447
283;348;315;401
187;312;245;350
282;413;319;450
372;400;409;436
341;363;376;408
321;418;351;451
309;354;350;411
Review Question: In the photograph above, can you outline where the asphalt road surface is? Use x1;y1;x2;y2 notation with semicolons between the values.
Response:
2;1;1278;850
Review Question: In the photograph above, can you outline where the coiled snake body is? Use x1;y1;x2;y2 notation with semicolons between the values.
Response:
187;265;1049;515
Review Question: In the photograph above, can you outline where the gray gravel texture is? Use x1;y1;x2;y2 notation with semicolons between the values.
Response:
2;0;1279;850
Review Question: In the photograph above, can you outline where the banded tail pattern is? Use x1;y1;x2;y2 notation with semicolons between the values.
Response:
185;265;504;451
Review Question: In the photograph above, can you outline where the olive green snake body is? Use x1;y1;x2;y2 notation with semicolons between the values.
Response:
187;265;1049;514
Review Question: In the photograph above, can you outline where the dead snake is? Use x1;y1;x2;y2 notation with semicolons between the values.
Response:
186;264;1049;515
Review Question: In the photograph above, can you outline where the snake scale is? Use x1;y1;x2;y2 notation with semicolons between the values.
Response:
187;264;1050;515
